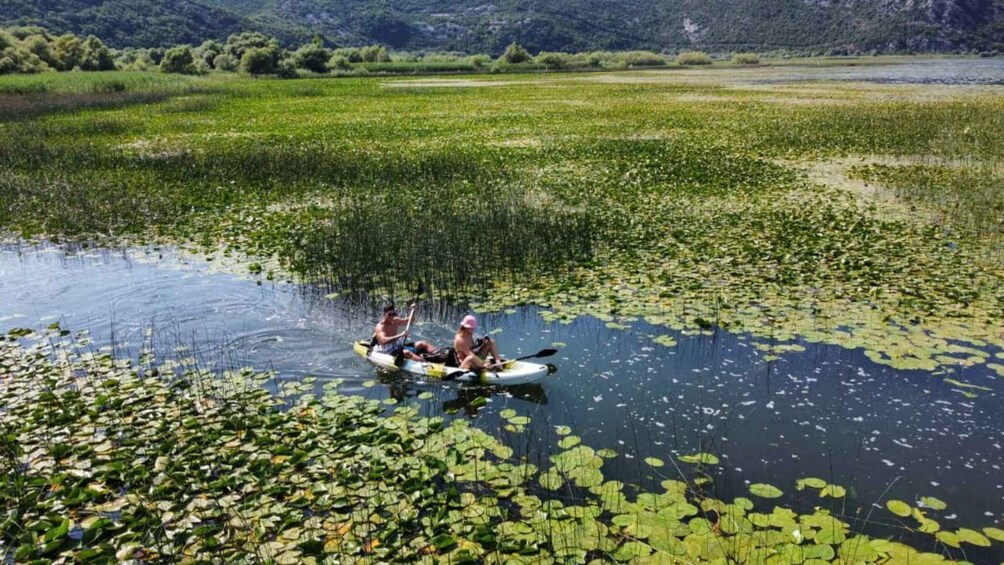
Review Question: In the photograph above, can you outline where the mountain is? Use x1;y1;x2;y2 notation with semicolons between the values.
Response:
1;0;1001;53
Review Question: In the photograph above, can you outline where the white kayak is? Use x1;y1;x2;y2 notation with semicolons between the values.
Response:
353;340;552;385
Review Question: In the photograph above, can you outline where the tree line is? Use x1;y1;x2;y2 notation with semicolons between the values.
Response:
0;27;766;77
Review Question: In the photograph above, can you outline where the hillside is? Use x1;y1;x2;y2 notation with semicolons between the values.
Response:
1;0;1001;52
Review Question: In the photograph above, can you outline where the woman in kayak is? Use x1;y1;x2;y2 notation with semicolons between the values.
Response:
454;315;503;371
374;303;436;362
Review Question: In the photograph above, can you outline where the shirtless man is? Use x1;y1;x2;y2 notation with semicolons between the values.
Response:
453;315;504;371
373;303;435;362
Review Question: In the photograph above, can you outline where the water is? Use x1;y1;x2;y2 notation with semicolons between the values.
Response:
2;244;1003;555
760;58;1004;85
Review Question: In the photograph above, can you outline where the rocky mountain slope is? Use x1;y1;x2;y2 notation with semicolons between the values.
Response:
1;0;1000;52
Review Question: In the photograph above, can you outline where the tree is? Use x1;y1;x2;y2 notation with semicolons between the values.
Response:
225;32;278;62
160;45;196;74
22;34;58;69
52;33;83;71
240;46;278;76
535;51;568;69
359;44;390;63
213;53;238;72
293;42;331;73
502;42;530;64
332;47;362;63
195;39;223;68
327;55;352;71
79;36;115;71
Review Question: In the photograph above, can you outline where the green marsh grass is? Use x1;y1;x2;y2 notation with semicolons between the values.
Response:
1;71;1003;374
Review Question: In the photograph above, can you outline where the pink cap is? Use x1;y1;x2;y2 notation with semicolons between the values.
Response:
460;315;478;331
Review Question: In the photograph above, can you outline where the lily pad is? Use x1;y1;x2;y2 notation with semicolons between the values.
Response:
956;528;991;547
918;496;947;511
886;500;912;517
749;483;783;499
678;453;719;465
819;485;846;498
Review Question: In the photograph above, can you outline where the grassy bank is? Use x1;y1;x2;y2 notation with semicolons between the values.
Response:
3;327;1002;562
0;69;1002;379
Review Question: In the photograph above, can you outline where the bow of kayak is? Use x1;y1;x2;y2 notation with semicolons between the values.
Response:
353;340;551;385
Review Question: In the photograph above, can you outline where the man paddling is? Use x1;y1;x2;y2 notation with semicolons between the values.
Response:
453;315;505;371
373;303;436;362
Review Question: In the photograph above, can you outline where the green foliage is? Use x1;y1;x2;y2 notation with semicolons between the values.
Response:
292;42;331;73
52;33;82;69
1;68;1003;375
79;36;115;71
535;51;569;69
359;44;390;63
502;42;530;64
194;39;223;68
159;45;197;75
2;330;996;563
327;54;351;72
225;32;278;61
240;45;279;76
676;51;712;65
212;52;238;72
332;47;362;63
732;52;760;65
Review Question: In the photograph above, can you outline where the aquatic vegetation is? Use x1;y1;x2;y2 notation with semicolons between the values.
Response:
4;329;1004;562
0;69;1003;377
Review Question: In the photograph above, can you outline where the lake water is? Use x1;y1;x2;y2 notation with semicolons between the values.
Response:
759;58;1004;85
2;244;1002;556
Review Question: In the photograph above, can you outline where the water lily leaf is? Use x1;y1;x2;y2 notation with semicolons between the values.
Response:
644;457;664;468
596;448;618;458
679;453;718;465
936;531;960;548
798;477;827;489
956;528;991;547
983;527;1004;542
652;335;677;347
554;425;571;435
819;485;845;498
558;436;581;449
749;483;783;499
887;500;912;517
509;416;530;425
417;392;433;400
500;409;517;419
919;496;946;511
539;471;564;490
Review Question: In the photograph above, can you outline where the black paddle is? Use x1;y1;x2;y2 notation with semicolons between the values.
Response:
445;348;558;380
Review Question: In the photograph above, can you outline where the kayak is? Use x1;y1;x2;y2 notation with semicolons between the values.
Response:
353;340;552;385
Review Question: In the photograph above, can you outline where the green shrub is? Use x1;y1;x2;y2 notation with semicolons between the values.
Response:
160;45;197;74
195;39;223;68
732;52;761;65
359;44;390;63
535;51;569;70
332;47;362;63
327;55;352;71
52;33;83;70
213;53;238;72
621;51;667;67
676;51;712;65
0;46;49;75
241;47;278;76
502;42;530;64
293;43;331;73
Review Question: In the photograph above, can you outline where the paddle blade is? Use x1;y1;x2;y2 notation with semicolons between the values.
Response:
533;348;558;358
